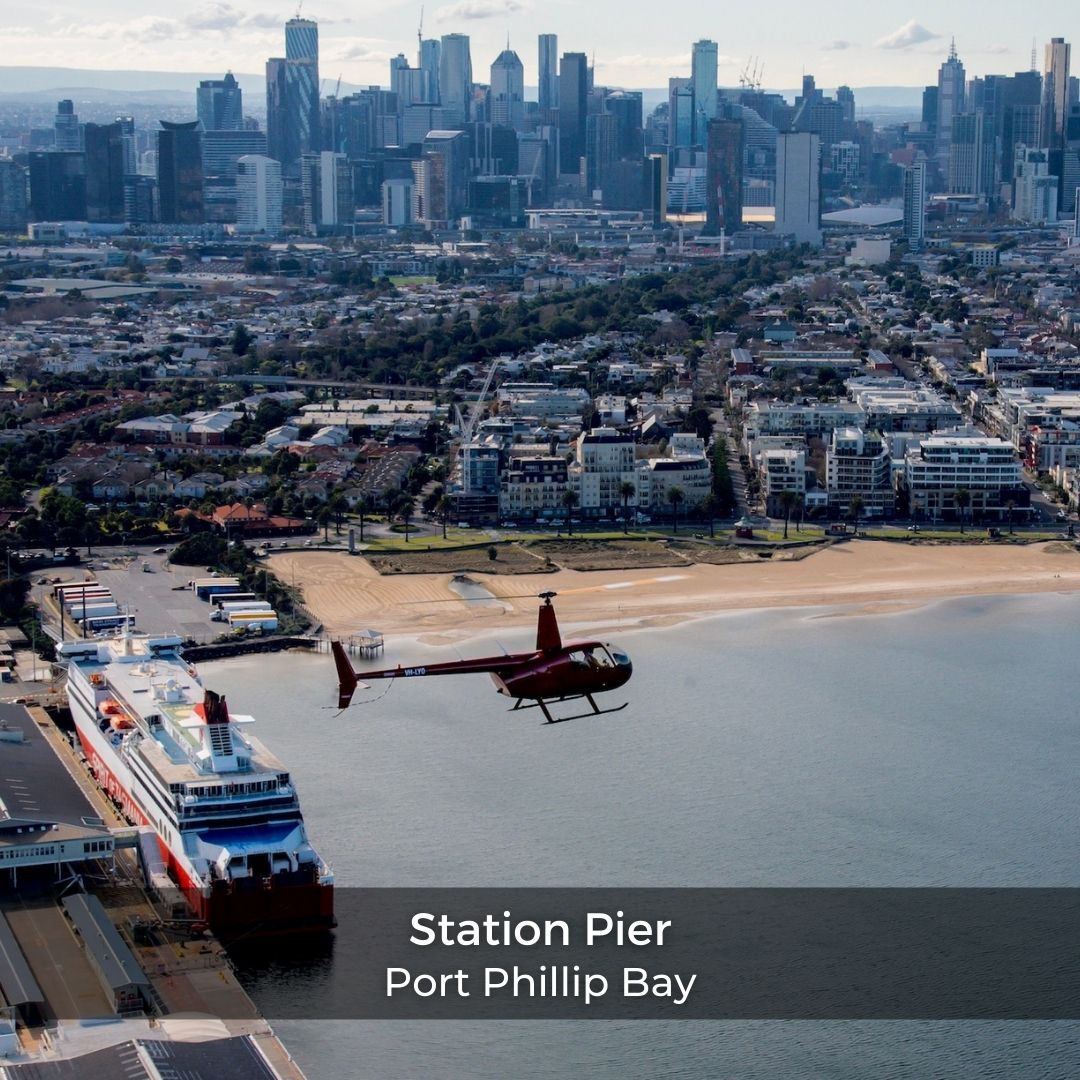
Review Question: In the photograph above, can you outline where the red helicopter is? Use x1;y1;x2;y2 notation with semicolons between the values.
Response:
331;591;633;724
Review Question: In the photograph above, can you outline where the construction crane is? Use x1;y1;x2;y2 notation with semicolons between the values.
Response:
459;357;504;445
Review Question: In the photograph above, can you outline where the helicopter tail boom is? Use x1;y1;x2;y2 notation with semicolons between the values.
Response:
331;640;360;710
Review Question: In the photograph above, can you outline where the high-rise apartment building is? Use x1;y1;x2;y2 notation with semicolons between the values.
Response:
558;52;588;176
236;154;282;234
157;120;203;224
1012;146;1059;223
490;48;525;128
300;150;352;231
538;34;558;113
691;40;718;144
903;161;927;248
646;153;668;227
197;73;243;132
774;132;821;246
948;111;995;196
439;34;473;127
202;129;268;222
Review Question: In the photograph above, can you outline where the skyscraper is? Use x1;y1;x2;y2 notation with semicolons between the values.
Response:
1043;37;1071;149
691;40;718;144
28;151;86;221
539;34;558;113
157;120;203;224
705;118;743;234
558;52;588;176
267;18;320;167
83;122;125;222
667;78;694;150
936;40;966;160
1012;146;1059;223
490;48;525;128
54;100;81;151
948;112;994;196
774;132;821;246
420;39;441;103
836;86;856;125
0;159;29;231
236;155;283;235
903;162;927;249
439;34;473;127
300;150;352;231
646;153;668;227
197;73;243;132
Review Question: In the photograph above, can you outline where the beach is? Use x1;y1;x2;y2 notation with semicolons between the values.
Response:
268;540;1080;644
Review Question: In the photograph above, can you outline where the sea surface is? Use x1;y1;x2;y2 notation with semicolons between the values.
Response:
203;593;1080;1079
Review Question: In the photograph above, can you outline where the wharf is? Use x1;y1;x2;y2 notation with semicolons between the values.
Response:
183;636;317;662
0;702;307;1079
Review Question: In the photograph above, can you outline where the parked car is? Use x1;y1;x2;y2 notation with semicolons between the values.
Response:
152;546;167;554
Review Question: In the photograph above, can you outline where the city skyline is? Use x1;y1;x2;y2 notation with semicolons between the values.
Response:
0;5;1072;91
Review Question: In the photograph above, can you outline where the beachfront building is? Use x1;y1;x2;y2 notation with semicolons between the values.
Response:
825;427;895;518
744;401;865;441
499;456;569;521
570;427;638;519
850;386;963;433
760;446;807;516
899;429;1025;522
637;434;711;511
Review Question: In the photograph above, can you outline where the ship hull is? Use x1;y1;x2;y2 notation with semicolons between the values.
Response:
74;719;334;940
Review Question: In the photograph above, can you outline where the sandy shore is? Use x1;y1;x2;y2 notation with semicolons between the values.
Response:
268;540;1080;645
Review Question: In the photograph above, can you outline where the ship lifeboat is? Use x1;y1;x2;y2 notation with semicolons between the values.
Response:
110;715;134;732
101;700;122;715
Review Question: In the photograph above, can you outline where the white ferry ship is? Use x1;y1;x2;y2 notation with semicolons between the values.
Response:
59;632;334;938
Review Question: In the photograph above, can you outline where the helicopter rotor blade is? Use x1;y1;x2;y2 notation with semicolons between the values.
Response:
401;574;689;604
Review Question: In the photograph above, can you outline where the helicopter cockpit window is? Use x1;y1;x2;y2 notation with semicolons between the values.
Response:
608;648;631;666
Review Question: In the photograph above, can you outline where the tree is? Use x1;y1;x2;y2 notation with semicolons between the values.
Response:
619;481;636;534
1005;498;1016;535
357;493;375;542
317;505;332;542
561;489;579;536
436;495;452;540
848;495;864;535
778;490;798;541
667;486;685;534
700;493;718;539
954;488;971;534
398;496;416;543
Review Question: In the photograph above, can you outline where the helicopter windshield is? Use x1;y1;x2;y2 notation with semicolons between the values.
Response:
605;645;631;667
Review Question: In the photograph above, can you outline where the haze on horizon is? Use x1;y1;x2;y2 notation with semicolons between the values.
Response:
0;1;1069;93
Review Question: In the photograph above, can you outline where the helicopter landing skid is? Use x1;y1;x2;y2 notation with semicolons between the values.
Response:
511;693;629;725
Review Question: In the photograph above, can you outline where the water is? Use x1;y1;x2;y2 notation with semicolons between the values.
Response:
203;593;1080;1078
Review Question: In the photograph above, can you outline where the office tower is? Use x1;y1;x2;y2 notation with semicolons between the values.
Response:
28;151;86;220
0;159;28;230
948;112;994;196
300;150;352;231
517;129;556;203
420;130;468;223
123;175;156;224
646;153;668;227
490;48;525;128
936;41;966;158
157;120;203;224
83;122;125;222
558;52;588;175
419;39;440;103
286;17;318;63
54;99;81;151
836;86;856;125
1012;146;1058;223
439;34;473;127
705;118;743;234
605;91;643;161
667;78;694;149
267;17;320;167
1043;38;1071;148
691;40;718;144
585;112;616;194
197;73;243;131
470;122;518;175
236;155;283;234
539;34;558;113
382;177;414;225
774;132;821;246
902;162;926;248
921;86;938;132
202;129;268;221
1001;71;1043;181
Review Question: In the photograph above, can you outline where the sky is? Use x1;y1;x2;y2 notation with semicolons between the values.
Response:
0;0;1073;90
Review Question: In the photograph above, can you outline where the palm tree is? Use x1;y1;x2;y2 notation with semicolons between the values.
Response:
317;505;332;542
436;495;451;540
954;488;971;534
398;496;416;542
357;493;375;542
561;489;579;535
1005;498;1016;535
848;495;864;535
619;481;636;534
667;486;685;534
700;493;718;538
778;490;798;540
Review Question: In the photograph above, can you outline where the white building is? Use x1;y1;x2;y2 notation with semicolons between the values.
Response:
235;155;282;236
902;161;927;249
826;427;894;516
774;132;822;247
382;178;415;226
499;456;568;520
638;434;711;511
760;447;806;515
1012;147;1059;225
498;383;591;421
901;430;1023;521
570;427;638;518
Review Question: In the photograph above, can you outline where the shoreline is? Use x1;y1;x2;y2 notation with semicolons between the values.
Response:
267;540;1080;647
